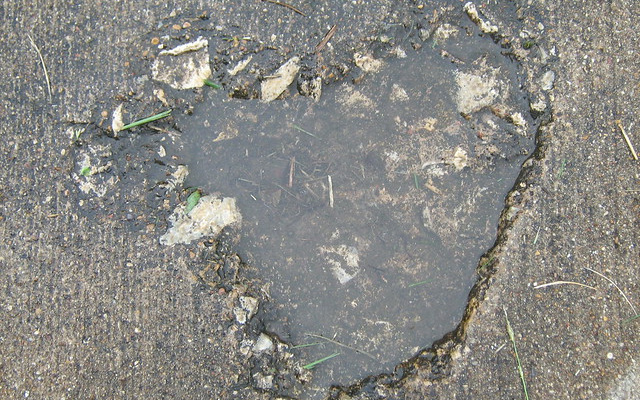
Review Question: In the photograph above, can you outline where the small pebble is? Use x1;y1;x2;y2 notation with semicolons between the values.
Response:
172;24;181;30
151;37;160;45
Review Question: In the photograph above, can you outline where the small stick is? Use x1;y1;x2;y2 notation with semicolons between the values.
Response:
327;175;334;208
316;24;337;53
27;34;52;102
306;333;376;360
288;156;295;188
262;0;307;16
584;266;637;315
616;120;638;160
533;281;596;290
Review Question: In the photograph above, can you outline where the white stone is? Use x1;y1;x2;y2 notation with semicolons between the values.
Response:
227;55;253;76
159;38;208;55
160;195;241;246
253;333;274;353
434;24;459;40
354;53;383;73
253;373;273;390
452;147;469;171
455;65;506;114
464;2;498;34
319;245;361;284
261;56;300;102
111;103;124;136
540;70;556;91
233;296;259;325
152;37;212;89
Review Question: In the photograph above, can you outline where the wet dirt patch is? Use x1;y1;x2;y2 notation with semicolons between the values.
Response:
164;7;538;397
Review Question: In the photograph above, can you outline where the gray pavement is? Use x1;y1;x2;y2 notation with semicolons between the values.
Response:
1;0;638;399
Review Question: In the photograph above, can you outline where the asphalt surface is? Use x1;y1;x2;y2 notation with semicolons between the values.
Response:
1;0;638;399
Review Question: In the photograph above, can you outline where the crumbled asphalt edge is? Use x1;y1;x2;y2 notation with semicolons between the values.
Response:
65;2;554;398
69;128;309;395
326;3;556;399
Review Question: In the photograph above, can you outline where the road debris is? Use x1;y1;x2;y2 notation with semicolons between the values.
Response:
464;2;498;34
316;24;337;53
227;55;253;76
234;296;259;324
354;52;383;73
261;56;300;102
160;195;241;246
151;37;212;89
455;63;507;114
616;120;638;160
27;34;52;101
262;0;306;16
319;244;360;284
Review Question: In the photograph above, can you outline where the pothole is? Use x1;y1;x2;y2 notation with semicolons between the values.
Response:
70;2;549;399
154;6;540;399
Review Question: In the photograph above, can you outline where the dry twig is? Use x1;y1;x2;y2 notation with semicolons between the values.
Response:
27;34;52;102
262;0;306;16
533;281;596;290
616;120;638;160
584;266;637;315
288;157;295;188
316;24;337;53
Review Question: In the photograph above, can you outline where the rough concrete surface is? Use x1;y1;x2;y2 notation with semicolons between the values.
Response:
0;1;638;399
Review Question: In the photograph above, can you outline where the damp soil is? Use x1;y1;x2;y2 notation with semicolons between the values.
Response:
169;11;538;397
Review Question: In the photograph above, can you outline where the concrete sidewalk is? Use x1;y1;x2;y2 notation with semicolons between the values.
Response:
0;0;637;399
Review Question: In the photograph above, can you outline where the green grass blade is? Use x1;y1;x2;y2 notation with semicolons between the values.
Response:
623;313;640;324
503;308;530;400
121;109;172;131
185;190;201;214
204;79;221;89
302;352;340;370
408;278;434;288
